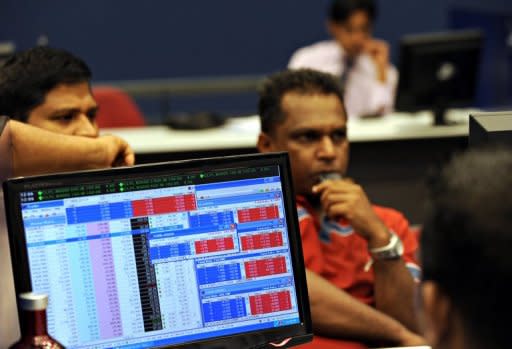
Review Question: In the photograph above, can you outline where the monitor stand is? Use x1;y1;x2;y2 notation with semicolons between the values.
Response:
432;83;465;126
433;106;450;126
432;100;462;126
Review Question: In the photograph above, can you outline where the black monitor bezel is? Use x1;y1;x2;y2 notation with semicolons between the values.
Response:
395;29;483;125
3;152;312;349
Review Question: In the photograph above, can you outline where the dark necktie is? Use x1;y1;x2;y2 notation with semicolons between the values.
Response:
340;57;355;91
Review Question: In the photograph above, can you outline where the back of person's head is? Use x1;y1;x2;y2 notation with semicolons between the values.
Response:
421;147;512;349
0;46;91;122
328;0;377;24
258;69;345;134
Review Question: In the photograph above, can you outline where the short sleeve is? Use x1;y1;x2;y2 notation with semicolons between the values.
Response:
392;213;421;281
375;206;421;281
297;205;325;274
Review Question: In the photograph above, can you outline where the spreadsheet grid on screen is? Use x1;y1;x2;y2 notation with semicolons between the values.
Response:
18;165;301;348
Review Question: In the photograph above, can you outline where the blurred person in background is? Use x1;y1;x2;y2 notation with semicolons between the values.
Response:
288;0;397;119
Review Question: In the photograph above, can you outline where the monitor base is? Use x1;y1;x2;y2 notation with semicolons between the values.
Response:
433;107;460;126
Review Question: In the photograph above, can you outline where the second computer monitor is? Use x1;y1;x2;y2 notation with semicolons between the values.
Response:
395;29;483;125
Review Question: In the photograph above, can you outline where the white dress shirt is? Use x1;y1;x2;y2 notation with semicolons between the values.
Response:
0;193;20;347
288;40;398;119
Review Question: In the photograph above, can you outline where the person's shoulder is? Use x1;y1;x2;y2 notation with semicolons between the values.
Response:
296;196;314;222
288;40;342;73
292;40;340;56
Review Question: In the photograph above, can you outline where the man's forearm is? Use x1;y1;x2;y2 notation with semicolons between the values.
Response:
0;117;12;182
306;269;414;345
364;219;419;332
10;120;110;176
373;259;418;332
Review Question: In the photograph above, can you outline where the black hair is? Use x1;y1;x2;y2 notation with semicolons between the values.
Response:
421;147;512;349
328;0;377;23
0;46;92;122
258;69;345;134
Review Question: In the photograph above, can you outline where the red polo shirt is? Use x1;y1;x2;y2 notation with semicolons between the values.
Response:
296;196;420;348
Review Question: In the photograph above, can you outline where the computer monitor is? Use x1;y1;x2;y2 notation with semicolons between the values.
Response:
395;29;483;125
469;111;512;147
3;153;312;349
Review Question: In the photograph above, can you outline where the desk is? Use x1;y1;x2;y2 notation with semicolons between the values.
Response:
102;110;470;154
102;110;474;223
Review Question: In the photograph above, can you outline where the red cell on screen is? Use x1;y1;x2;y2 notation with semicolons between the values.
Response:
244;256;287;278
241;231;284;251
237;205;279;223
131;199;154;216
131;194;196;216
195;236;235;254
249;290;292;315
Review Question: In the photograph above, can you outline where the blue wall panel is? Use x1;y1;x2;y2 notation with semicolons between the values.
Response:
0;0;510;116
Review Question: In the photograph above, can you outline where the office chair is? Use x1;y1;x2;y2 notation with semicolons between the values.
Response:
92;86;146;128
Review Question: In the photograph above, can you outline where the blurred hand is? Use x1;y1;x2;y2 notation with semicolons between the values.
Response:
312;178;390;247
98;134;135;167
364;39;390;83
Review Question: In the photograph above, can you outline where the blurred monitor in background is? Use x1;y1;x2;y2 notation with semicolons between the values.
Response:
469;111;512;147
395;30;483;126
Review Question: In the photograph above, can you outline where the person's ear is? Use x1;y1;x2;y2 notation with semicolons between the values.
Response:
420;281;453;347
257;132;274;153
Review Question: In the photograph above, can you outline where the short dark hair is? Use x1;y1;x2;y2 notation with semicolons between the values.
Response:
421;147;512;349
258;69;345;134
0;46;92;122
328;0;377;24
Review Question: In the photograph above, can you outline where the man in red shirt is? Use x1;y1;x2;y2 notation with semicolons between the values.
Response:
257;69;424;348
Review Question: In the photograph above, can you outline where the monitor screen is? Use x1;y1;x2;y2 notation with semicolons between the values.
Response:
3;153;312;349
469;111;512;147
395;29;483;125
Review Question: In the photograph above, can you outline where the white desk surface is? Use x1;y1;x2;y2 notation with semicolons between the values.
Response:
102;110;475;154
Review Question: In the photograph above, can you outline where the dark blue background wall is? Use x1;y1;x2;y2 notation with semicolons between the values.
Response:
1;0;511;119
